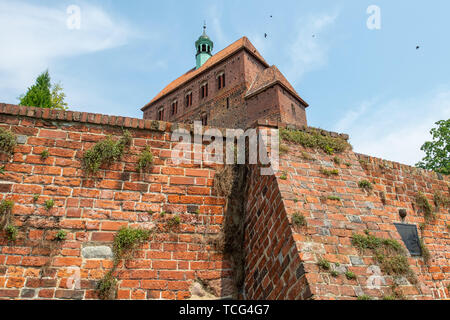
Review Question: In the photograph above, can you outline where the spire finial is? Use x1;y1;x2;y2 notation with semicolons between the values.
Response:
203;21;207;35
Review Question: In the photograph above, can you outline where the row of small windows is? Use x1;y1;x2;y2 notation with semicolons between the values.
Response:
156;73;226;120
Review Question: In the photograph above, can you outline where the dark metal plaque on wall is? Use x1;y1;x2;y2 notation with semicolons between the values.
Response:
394;223;421;256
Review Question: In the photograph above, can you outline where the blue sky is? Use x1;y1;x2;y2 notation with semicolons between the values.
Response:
0;0;449;165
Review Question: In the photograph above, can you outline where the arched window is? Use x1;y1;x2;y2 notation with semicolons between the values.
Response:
171;100;178;116
185;91;193;107
217;72;226;90
158;107;164;121
200;82;208;99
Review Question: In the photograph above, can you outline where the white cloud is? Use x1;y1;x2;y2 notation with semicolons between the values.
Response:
0;0;134;96
333;87;450;165
286;11;339;84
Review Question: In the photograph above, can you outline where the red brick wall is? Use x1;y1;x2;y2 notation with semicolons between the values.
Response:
243;162;312;300
245;86;282;126
356;153;450;299
1;104;448;300
274;128;449;300
277;87;307;127
0;104;233;300
242;51;267;87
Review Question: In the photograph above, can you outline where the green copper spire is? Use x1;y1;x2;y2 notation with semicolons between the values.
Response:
195;23;213;69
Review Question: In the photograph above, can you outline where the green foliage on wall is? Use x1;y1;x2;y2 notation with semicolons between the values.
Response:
97;227;151;300
82;131;132;175
416;192;435;222
0;128;17;156
292;213;307;227
280;128;352;155
352;232;416;284
136;146;154;173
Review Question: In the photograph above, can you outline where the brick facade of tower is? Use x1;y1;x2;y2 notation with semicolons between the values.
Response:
141;37;309;129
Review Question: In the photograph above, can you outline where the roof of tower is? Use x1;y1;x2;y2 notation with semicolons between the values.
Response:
142;36;269;110
245;65;309;107
197;24;211;41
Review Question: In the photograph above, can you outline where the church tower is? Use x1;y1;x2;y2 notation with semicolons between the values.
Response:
195;24;213;69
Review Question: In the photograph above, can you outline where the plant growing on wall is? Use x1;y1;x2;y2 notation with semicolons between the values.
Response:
166;215;182;230
55;230;67;241
320;168;339;177
317;258;331;270
351;232;416;284
82;131;132;175
419;238;431;263
40;149;50;160
292;213;307;227
97;227;151;300
333;156;342;165
5;225;18;241
280;128;352;155
279;144;289;155
96;271;118;300
327;195;341;201
0;128;17;156
345;271;356;280
300;151;314;160
136;146;153;173
358;180;373;191
0;200;14;230
416;192;435;222
45;199;55;211
433;191;449;210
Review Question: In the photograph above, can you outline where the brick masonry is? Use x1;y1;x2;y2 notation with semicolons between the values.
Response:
0;104;233;300
259;133;449;300
142;42;308;130
0;103;449;300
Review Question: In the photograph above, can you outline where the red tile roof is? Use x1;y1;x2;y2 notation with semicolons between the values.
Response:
245;66;309;107
142;37;269;110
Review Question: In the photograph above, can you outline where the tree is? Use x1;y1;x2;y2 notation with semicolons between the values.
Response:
51;82;68;110
19;70;68;110
416;120;450;175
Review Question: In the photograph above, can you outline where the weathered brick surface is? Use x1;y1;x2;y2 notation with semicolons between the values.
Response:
0;104;232;300
244;164;312;300
269;138;450;300
0;104;448;300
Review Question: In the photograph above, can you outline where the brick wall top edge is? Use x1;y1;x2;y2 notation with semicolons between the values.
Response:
250;120;350;141
0;103;175;133
0;102;276;139
355;152;450;182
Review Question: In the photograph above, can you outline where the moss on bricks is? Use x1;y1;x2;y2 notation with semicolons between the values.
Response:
351;232;416;284
0;127;17;156
280;128;352;155
82;130;132;176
